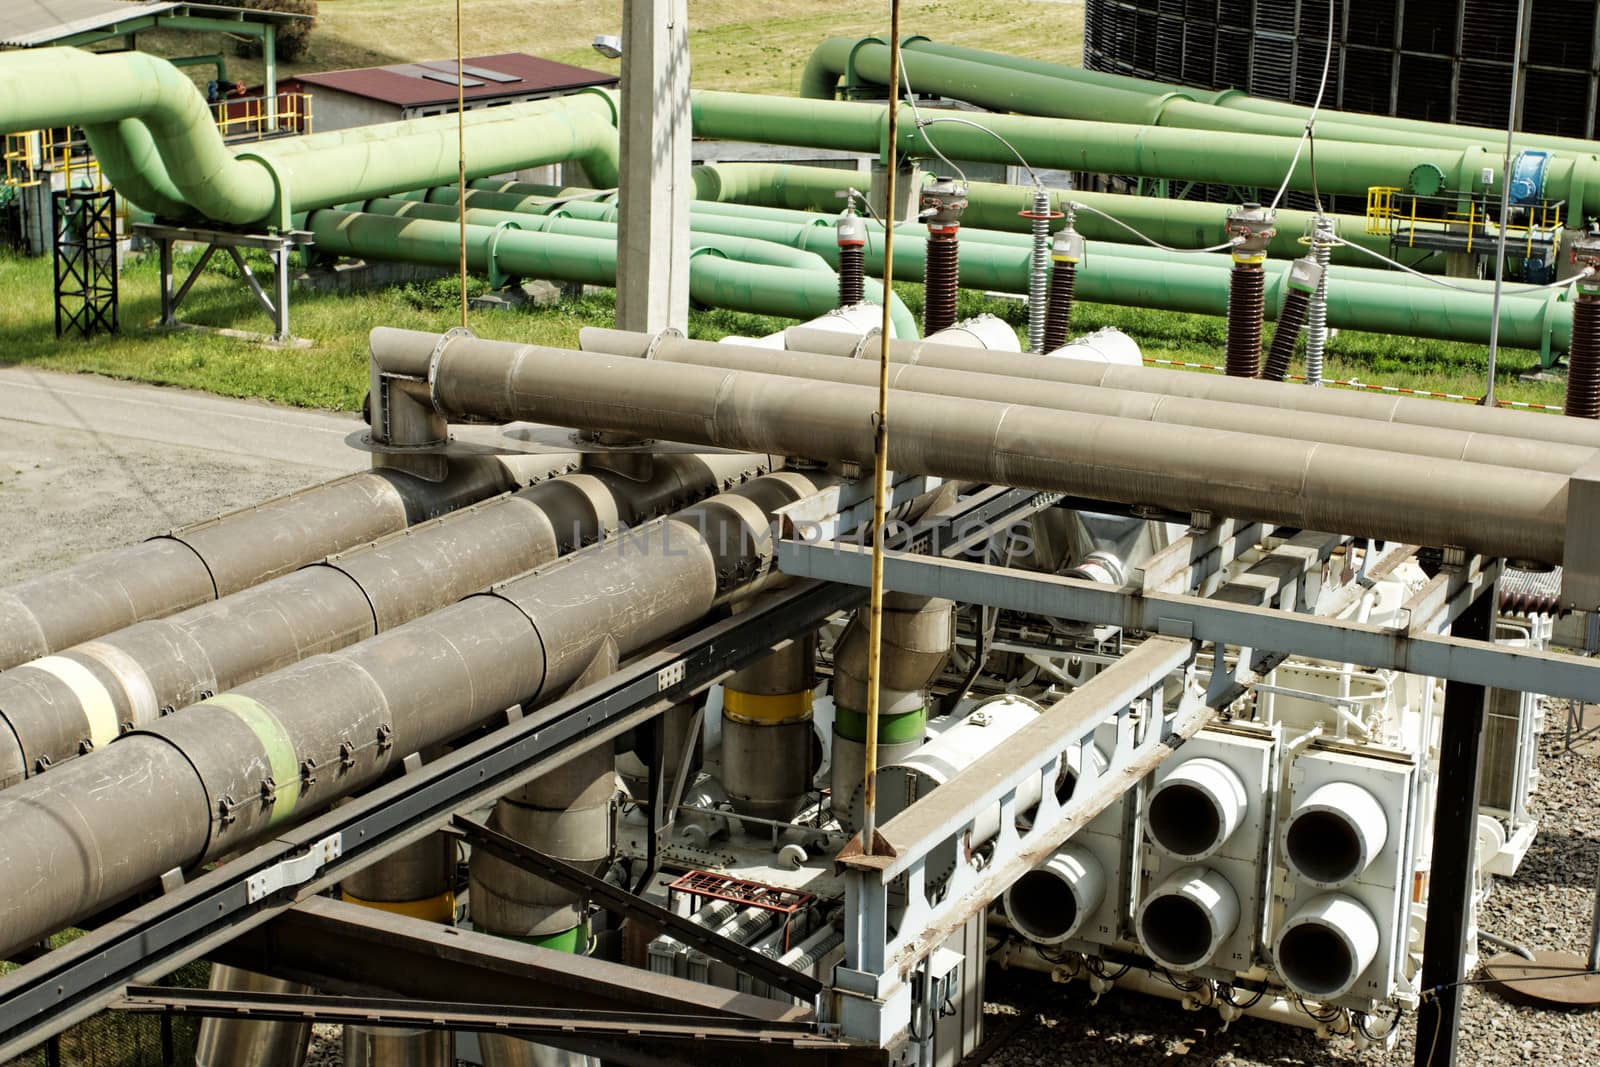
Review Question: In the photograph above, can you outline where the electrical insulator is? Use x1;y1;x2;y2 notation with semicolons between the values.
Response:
1224;203;1277;378
835;205;867;308
1043;226;1085;354
1261;255;1323;382
920;176;969;336
1021;187;1063;352
1565;225;1600;419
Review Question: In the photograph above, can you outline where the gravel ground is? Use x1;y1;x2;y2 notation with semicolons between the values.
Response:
980;714;1600;1066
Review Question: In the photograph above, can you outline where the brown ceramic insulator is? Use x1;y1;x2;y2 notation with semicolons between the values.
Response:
1261;287;1311;382
838;244;865;307
1564;293;1600;419
1225;263;1266;378
1499;589;1564;617
1042;261;1078;353
924;228;961;336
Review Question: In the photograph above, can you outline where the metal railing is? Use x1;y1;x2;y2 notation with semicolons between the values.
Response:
208;91;314;140
1366;184;1564;258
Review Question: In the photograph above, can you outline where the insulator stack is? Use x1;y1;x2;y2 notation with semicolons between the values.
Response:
1564;287;1600;419
1223;203;1278;379
1304;216;1334;386
836;206;867;308
1225;265;1267;377
1261;256;1323;382
920;177;969;337
1022;188;1059;352
1499;589;1564;617
1043;227;1085;354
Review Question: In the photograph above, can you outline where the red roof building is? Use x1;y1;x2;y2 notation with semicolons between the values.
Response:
281;53;618;131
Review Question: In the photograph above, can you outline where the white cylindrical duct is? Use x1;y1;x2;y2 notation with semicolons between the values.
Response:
1003;844;1107;945
1273;892;1381;1000
1283;780;1389;889
1046;326;1142;366
1136;865;1240;972
784;303;894;344
924;314;1023;351
846;695;1042;882
1144;757;1248;860
193;968;311;1067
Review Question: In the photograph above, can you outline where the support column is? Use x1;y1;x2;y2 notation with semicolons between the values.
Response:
1414;585;1496;1067
615;0;691;333
263;24;278;132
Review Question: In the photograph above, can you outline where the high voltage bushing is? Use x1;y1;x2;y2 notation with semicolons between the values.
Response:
1021;187;1063;352
1261;256;1324;382
1304;215;1335;386
1566;227;1600;419
920;176;969;336
1044;226;1085;354
836;205;867;307
1224;202;1277;378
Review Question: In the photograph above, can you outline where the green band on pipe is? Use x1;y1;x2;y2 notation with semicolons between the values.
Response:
204;693;300;826
835;706;927;745
515;924;585;953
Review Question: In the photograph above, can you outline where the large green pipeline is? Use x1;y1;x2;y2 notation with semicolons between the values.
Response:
0;48;620;225
686;161;1420;268
689;90;1600;223
802;37;1521;154
896;39;1600;158
305;209;918;338
396;182;1565;351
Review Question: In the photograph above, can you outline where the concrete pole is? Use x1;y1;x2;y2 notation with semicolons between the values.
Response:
615;0;691;332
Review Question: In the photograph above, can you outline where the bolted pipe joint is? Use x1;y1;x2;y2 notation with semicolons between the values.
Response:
1282;780;1389;888
1003;843;1106;945
1273;892;1381;1000
1136;865;1240;972
1145;756;1248;860
920;176;970;335
1224;203;1278;378
836;205;868;308
1262;255;1323;383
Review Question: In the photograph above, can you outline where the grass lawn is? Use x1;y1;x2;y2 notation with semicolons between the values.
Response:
0;247;1563;412
138;0;1085;97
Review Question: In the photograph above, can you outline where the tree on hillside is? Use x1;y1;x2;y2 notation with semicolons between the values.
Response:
216;1;319;63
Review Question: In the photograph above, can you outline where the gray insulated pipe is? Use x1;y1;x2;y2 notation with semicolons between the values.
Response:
403;329;1574;564
0;471;835;956
829;594;953;832
0;456;550;672
0;453;770;788
721;604;819;821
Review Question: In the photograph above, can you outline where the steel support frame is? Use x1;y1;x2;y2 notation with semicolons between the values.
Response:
136;222;308;341
51;188;118;339
0;481;1022;1061
826;524;1337;1045
779;540;1600;704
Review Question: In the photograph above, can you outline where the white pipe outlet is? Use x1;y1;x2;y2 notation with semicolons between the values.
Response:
1283;780;1389;888
1046;326;1142;366
925;314;1022;352
1273;892;1381;1000
783;304;895;345
1136;865;1240;972
1002;843;1106;945
1144;756;1248;860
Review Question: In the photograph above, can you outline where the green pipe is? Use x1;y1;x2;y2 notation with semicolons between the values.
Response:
901;39;1600;157
389;183;1560;348
169;53;227;85
360;196;835;272
689;90;1600;224
0;48;620;225
805;37;1504;153
305;209;918;338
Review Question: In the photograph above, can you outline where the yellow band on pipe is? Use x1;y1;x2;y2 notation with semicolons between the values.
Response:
722;688;814;725
341;889;458;924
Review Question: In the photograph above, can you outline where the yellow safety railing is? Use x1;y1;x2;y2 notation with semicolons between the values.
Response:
209;91;314;141
1364;186;1400;236
3;127;107;191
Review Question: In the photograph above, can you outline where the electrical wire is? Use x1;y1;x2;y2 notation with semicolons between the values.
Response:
1329;234;1591;292
913;115;1042;188
1069;200;1241;254
1268;0;1335;211
896;53;966;183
